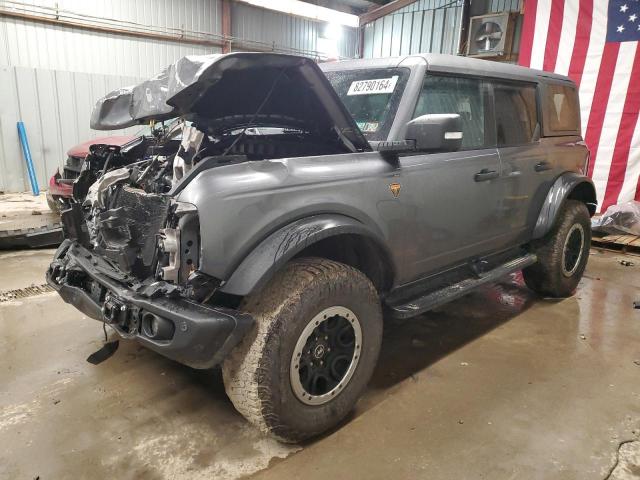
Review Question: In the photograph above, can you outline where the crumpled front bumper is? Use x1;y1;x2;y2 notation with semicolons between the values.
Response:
48;169;73;197
46;240;253;369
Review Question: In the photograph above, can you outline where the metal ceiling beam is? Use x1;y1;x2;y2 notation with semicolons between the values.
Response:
359;0;419;25
0;8;226;49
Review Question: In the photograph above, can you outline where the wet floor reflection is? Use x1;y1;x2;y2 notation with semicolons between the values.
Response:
370;272;537;390
368;252;640;395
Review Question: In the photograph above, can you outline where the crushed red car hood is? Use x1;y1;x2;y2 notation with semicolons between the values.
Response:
66;135;135;158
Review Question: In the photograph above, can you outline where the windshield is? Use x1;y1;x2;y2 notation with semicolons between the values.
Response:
324;67;409;141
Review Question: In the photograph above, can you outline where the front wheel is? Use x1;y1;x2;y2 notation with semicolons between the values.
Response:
222;257;383;443
523;200;591;297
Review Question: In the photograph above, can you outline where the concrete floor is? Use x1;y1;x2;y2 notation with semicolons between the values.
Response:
1;248;639;480
0;192;57;232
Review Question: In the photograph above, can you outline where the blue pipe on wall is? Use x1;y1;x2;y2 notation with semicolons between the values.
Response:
16;121;39;196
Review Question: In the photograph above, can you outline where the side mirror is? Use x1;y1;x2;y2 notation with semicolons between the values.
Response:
405;114;463;152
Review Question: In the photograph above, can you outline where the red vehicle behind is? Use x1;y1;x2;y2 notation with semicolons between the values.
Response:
46;136;134;212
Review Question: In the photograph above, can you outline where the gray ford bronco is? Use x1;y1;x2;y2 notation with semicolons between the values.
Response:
47;52;597;442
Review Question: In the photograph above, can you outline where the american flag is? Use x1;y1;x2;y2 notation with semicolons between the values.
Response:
519;0;640;212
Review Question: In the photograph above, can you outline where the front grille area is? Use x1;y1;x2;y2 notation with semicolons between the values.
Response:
62;156;84;179
95;185;170;277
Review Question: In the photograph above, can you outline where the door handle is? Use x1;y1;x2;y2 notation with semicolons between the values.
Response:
534;161;552;172
474;169;499;182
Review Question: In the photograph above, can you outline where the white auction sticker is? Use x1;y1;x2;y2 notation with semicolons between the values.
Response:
347;76;398;96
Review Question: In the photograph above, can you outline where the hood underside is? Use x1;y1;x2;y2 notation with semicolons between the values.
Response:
91;52;370;152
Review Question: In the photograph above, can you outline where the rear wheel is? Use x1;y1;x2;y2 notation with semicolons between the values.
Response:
222;257;382;443
523;200;591;297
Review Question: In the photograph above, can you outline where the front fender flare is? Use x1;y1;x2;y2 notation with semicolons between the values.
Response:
532;172;597;239
219;214;390;296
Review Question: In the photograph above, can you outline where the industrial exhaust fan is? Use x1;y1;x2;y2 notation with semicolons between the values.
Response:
466;12;517;58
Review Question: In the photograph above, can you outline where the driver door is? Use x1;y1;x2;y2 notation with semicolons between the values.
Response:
398;74;507;281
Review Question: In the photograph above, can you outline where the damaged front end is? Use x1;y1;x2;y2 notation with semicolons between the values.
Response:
47;240;252;368
47;130;253;368
47;52;369;368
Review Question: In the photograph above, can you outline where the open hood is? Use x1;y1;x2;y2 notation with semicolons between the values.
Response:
90;52;370;152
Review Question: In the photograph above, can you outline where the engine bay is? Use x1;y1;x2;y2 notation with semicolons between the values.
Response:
62;116;351;306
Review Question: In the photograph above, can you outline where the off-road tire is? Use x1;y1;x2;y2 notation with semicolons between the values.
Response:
523;200;591;297
222;257;383;443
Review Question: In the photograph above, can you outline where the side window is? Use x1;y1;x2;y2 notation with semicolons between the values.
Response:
413;75;487;150
542;84;580;135
493;82;538;146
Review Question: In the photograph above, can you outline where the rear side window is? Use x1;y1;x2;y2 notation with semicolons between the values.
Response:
493;82;538;146
413;75;487;150
542;84;580;135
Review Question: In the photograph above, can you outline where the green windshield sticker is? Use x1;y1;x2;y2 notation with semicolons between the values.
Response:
356;121;379;132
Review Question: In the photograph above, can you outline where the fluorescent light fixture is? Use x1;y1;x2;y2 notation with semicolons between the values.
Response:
237;0;359;28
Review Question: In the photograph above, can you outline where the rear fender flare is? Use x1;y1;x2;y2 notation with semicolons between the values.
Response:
532;172;597;239
219;214;391;296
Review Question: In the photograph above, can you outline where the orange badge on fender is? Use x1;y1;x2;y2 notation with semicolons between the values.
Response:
389;182;401;198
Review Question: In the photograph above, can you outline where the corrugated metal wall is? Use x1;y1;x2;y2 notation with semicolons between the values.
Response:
231;2;358;59
488;0;522;12
0;0;224;192
0;65;143;192
362;0;464;58
361;0;524;59
0;0;223;77
0;0;362;192
0;0;360;74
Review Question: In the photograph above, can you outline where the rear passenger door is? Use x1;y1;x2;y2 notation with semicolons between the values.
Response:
492;81;551;244
398;75;504;279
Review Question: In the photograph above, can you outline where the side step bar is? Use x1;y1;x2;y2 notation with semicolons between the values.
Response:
386;254;537;319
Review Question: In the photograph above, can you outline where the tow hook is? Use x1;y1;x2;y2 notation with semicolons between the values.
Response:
102;293;127;324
